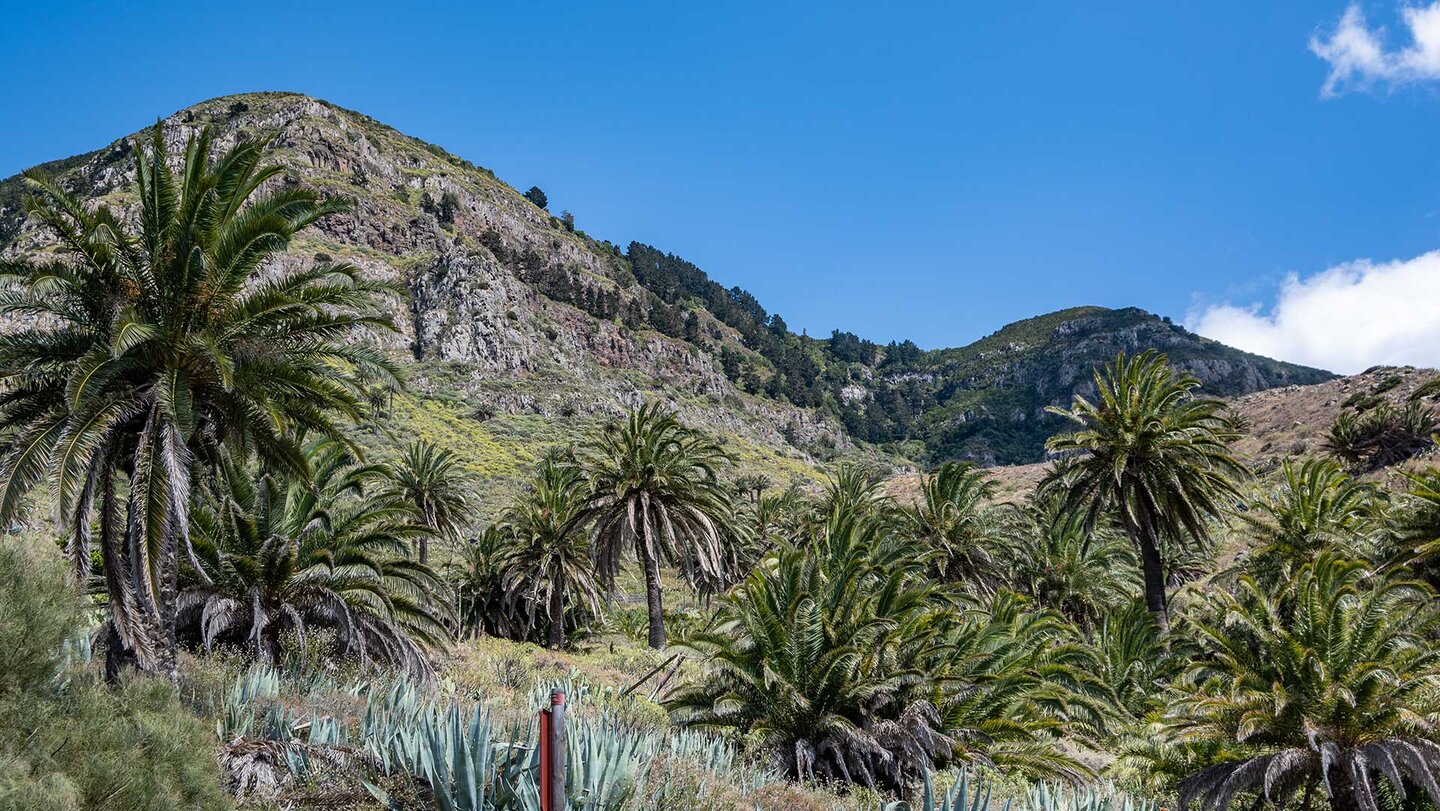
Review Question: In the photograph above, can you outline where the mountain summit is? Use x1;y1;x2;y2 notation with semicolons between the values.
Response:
0;92;1332;480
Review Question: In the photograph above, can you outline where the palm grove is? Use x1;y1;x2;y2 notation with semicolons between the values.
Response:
5;126;1440;811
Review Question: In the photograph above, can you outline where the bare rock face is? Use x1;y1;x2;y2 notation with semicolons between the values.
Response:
0;92;1335;471
0;91;858;469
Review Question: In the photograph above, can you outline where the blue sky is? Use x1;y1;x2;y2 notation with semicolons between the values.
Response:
3;1;1439;371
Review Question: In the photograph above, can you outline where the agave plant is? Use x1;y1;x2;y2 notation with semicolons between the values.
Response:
1029;781;1156;811
1169;553;1440;811
899;769;1005;811
179;440;448;677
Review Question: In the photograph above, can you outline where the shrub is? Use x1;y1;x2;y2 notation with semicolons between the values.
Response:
523;186;548;209
1411;377;1440;402
1372;374;1404;395
1325;401;1439;470
438;190;459;225
0;544;228;810
0;544;82;695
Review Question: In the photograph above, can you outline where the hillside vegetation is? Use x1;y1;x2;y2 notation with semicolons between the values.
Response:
3;97;1433;811
0;92;1329;480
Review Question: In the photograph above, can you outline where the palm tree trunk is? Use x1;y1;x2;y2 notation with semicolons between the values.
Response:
547;580;565;650
1123;500;1170;633
420;505;435;565
1326;768;1361;811
98;466;141;682
641;544;666;649
1137;531;1169;633
103;619;136;685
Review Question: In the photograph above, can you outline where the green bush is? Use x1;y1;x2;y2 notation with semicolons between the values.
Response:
0;545;229;811
0;544;82;694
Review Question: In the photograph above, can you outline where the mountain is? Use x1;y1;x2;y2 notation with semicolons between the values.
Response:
886;364;1440;506
869;305;1333;464
0;91;1334;497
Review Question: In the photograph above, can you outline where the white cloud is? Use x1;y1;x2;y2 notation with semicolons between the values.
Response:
1311;2;1440;95
1186;250;1440;374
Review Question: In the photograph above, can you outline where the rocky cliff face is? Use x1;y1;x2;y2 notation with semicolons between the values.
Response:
0;92;857;480
0;92;1333;481
895;307;1334;464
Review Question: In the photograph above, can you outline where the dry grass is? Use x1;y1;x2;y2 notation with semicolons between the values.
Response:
886;365;1440;505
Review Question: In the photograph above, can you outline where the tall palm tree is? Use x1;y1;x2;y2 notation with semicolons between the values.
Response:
1237;458;1380;586
498;459;602;649
379;439;475;564
1043;351;1244;631
0;125;398;676
578;403;734;649
908;461;1006;590
1170;554;1440;811
179;440;448;677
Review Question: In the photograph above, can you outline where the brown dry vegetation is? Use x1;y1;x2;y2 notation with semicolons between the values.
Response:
887;365;1440;507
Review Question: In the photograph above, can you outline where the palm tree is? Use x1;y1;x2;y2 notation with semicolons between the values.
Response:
669;516;948;790
1237;458;1380;586
1170;554;1440;811
1043;351;1244;631
1324;401;1438;471
578;403;734;648
1008;495;1138;632
498;459;602;649
733;473;772;506
451;524;524;641
0;125;399;676
934;591;1108;781
179;441;448;677
817;464;894;524
1392;468;1440;559
908;461;1006;590
1094;600;1187;721
669;504;1098;789
379;439;475;564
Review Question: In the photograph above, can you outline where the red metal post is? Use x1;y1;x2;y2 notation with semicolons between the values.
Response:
549;689;566;810
537;690;567;811
537;705;551;811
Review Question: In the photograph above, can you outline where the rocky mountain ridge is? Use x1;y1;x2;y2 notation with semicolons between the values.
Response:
0;91;1333;487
